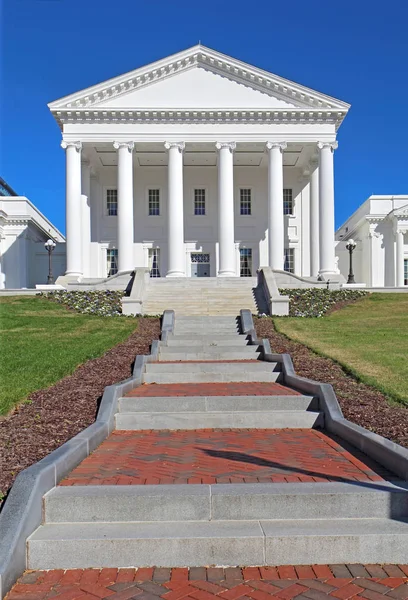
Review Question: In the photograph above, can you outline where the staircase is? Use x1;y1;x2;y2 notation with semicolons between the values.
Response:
27;314;408;569
142;278;260;315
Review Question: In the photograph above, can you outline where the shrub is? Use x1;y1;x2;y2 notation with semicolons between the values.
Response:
41;290;126;317
278;288;368;318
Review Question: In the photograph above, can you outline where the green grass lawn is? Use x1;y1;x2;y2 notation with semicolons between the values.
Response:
0;296;139;415
274;293;408;406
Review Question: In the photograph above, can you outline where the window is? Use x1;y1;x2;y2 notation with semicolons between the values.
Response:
283;189;293;215
106;189;118;216
107;249;118;276
240;248;252;277
194;189;206;215
404;258;408;286
240;189;252;215
148;248;161;278
148;189;160;216
284;248;295;274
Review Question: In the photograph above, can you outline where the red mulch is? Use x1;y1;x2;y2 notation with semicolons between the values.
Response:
255;317;408;449
0;317;161;509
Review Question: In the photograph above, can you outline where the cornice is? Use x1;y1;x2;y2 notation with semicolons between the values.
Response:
49;46;350;116
52;108;347;130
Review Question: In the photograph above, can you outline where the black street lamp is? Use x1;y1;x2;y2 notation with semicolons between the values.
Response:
44;239;56;284
346;238;356;284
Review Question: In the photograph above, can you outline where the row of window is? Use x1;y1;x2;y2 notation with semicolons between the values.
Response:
106;188;294;217
106;247;295;277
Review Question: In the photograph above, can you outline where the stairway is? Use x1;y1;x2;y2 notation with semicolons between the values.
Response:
142;278;260;315
27;314;408;569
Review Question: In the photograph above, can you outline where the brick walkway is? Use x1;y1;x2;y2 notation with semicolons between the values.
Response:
126;383;301;397
7;565;408;600
60;429;388;486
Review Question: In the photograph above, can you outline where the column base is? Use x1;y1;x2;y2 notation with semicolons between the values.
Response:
166;271;186;278
218;270;237;277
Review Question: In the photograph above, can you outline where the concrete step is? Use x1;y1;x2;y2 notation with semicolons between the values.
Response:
142;371;282;384
166;337;251;347
115;409;323;429
145;362;279;374
28;517;408;569
43;482;408;524
118;395;318;413
158;351;262;361
159;344;258;354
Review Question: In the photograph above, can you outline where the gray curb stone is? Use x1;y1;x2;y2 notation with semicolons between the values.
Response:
0;314;172;600
241;310;408;481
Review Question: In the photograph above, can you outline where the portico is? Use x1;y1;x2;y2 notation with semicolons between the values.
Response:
50;45;349;281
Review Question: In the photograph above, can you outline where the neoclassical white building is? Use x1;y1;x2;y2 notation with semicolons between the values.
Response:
336;195;408;287
49;45;350;281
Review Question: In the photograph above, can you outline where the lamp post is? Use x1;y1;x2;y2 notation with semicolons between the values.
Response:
44;239;56;284
346;238;356;284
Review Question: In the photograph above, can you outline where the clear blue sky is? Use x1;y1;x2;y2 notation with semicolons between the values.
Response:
1;0;407;235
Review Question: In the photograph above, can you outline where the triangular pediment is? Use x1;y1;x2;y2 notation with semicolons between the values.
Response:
49;45;350;113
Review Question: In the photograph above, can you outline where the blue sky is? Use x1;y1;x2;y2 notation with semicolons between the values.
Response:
1;0;408;235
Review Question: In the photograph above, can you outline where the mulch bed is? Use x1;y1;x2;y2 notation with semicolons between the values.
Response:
0;317;161;509
255;317;408;450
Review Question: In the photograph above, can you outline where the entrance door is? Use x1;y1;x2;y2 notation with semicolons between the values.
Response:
240;248;252;277
191;253;210;277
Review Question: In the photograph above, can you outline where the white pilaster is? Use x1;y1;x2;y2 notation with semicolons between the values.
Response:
61;140;82;277
266;141;287;270
81;159;91;278
396;228;405;287
216;141;236;277
113;141;134;273
318;141;338;278
165;141;185;277
309;161;319;277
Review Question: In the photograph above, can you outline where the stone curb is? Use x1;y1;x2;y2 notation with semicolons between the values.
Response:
0;314;172;600
241;310;408;481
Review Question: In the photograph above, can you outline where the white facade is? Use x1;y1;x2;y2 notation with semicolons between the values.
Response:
336;196;408;288
49;45;350;281
0;196;66;289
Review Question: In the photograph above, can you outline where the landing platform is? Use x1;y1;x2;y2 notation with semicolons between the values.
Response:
59;429;390;486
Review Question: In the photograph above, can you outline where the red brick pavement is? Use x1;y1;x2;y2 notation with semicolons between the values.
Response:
60;429;388;486
7;565;408;600
126;383;301;397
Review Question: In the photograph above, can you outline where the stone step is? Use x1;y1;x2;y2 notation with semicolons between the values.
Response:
43;482;408;524
166;336;250;346
142;371;282;384
159;345;258;354
28;517;408;569
158;351;261;361
115;409;323;429
145;362;279;374
173;328;240;335
118;395;318;413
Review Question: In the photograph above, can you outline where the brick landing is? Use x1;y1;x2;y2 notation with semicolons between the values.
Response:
126;383;301;397
60;429;388;486
7;565;408;600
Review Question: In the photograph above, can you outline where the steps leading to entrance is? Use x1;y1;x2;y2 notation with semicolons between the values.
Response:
143;277;259;315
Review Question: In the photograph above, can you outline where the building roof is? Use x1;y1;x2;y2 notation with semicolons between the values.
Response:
0;177;18;197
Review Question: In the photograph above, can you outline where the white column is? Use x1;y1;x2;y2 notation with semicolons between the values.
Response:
216;141;236;277
61;141;82;277
81;159;91;278
266;141;287;270
309;161;319;277
318;141;338;278
113;141;134;273
165;141;185;277
396;228;405;287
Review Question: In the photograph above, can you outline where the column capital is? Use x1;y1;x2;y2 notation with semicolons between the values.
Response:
317;141;338;152
61;140;82;152
113;141;134;152
164;141;185;152
266;141;287;152
215;141;236;152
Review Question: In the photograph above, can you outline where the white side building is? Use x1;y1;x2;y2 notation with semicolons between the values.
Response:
335;195;408;288
48;44;350;283
0;179;66;289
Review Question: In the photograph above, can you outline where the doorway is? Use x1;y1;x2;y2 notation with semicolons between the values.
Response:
191;253;210;277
